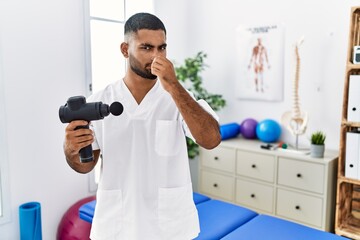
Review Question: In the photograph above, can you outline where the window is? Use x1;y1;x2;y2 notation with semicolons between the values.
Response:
84;0;154;95
84;0;123;96
84;0;153;191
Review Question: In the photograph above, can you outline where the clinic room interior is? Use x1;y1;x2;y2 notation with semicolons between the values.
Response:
1;0;360;239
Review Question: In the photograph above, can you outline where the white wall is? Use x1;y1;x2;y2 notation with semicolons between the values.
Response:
154;0;360;150
0;0;93;239
153;1;190;64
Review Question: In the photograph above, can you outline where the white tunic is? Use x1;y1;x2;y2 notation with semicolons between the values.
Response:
87;79;218;240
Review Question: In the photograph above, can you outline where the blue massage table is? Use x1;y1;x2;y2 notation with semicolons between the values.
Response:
79;192;348;240
78;192;212;224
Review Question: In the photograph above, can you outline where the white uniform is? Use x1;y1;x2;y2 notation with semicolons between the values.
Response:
87;79;218;240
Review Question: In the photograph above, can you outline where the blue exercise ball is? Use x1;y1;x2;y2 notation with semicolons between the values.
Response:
256;119;281;143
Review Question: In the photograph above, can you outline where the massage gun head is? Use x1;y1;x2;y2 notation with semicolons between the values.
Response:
59;96;123;123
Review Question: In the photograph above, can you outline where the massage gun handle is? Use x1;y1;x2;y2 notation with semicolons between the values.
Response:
75;124;94;163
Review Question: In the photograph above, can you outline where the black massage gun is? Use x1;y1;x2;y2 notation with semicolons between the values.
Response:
59;96;123;163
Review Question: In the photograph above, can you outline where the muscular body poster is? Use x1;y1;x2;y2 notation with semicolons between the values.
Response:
236;24;284;101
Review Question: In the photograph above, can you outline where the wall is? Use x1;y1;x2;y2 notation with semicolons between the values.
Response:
154;0;360;150
0;0;92;239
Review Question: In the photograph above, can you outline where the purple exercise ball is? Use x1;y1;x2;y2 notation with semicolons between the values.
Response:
240;118;258;139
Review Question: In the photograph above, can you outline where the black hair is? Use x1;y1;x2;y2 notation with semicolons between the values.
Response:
124;12;166;36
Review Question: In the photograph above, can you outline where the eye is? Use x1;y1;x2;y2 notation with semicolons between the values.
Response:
141;45;152;50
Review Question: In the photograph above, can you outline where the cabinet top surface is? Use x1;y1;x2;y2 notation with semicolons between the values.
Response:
216;137;338;163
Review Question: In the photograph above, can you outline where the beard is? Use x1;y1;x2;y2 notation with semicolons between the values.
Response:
129;54;157;80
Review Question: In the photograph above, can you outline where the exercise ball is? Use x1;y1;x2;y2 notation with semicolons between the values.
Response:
240;118;258;139
57;195;96;240
256;119;281;143
220;123;241;140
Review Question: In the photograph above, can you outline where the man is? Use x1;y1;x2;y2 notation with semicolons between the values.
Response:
63;13;221;239
248;37;271;92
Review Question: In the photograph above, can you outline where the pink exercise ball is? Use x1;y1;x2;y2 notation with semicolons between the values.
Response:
57;195;95;240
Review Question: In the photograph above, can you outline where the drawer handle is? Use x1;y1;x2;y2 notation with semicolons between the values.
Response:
250;194;256;198
251;164;256;168
295;205;301;210
213;183;218;188
214;156;219;160
296;173;302;178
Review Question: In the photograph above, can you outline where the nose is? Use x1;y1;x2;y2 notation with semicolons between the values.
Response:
151;48;166;63
151;52;160;60
153;48;166;57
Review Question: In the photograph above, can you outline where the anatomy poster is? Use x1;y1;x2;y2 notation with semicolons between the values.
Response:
236;24;284;101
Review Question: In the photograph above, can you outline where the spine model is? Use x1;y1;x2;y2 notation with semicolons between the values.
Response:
281;36;308;138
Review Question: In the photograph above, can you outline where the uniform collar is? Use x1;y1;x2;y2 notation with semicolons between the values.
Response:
120;79;161;118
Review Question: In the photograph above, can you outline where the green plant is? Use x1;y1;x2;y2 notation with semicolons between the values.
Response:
175;51;226;159
311;131;326;145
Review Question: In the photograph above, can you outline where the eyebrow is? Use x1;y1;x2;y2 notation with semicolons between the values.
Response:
140;43;167;48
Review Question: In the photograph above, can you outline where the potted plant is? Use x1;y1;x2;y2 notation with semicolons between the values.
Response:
310;131;326;158
175;51;226;159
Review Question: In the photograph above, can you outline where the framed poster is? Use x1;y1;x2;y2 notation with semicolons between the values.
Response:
236;24;284;101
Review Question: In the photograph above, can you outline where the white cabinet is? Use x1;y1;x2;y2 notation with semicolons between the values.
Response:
236;151;275;183
278;157;325;194
236;179;274;213
276;188;323;228
200;171;234;201
199;138;338;231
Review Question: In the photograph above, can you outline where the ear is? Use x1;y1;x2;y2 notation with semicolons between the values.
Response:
120;42;129;58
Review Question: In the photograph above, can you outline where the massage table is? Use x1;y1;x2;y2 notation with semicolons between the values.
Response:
78;192;348;240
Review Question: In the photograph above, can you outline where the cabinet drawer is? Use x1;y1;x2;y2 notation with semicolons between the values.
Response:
278;157;325;194
201;147;236;173
237;151;275;183
276;189;323;228
200;171;234;201
236;179;274;213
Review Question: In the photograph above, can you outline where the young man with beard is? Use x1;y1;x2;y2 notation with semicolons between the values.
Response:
63;12;221;240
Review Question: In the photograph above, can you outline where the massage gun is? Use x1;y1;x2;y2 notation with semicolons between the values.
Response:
59;95;123;163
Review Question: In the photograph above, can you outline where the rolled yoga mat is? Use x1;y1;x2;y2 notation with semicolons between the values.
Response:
19;202;42;240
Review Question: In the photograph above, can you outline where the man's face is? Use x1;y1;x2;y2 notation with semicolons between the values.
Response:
126;29;167;80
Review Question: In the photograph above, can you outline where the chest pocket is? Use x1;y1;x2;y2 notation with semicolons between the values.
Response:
155;120;183;157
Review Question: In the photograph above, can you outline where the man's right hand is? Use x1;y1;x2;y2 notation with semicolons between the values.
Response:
64;120;94;157
63;120;99;174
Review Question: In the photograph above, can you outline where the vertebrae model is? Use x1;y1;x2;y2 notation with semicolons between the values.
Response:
281;36;308;137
